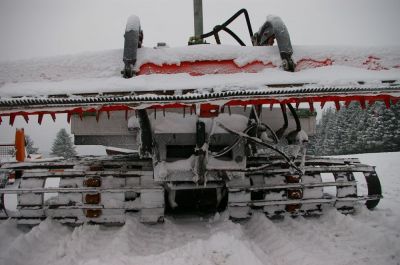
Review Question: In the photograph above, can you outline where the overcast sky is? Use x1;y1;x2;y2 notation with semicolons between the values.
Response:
1;0;400;61
0;0;400;153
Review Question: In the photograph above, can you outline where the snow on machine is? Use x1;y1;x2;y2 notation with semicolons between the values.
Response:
0;2;399;225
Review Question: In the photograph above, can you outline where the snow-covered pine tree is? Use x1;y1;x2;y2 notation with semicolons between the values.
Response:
319;107;338;155
345;102;364;154
310;107;333;155
390;102;400;149
309;101;400;155
51;129;77;158
25;135;39;155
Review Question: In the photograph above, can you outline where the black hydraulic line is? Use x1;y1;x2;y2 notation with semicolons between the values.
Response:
285;103;303;145
281;104;288;126
212;26;246;46
287;103;301;132
213;28;221;44
241;134;302;174
218;123;302;174
275;104;288;139
195;121;207;184
137;109;153;157
248;105;260;133
247;105;262;154
260;123;279;144
211;123;256;158
0;194;8;218
200;9;253;44
221;27;246;46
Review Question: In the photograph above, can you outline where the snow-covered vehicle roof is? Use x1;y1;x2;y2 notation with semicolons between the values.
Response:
0;45;399;98
0;45;399;124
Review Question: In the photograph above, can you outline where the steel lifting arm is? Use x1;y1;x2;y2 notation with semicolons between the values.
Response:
253;15;296;72
122;15;143;78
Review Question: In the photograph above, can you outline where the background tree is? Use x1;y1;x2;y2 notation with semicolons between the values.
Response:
51;129;77;158
309;101;400;155
25;135;39;155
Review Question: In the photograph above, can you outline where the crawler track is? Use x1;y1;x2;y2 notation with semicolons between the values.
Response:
0;155;382;225
226;156;381;219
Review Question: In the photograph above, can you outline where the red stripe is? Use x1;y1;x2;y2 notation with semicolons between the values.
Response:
1;94;398;123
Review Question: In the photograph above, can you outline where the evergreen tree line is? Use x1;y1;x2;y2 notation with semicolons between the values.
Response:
308;101;400;155
22;128;77;158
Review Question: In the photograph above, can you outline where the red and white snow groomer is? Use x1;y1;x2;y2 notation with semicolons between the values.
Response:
0;6;399;225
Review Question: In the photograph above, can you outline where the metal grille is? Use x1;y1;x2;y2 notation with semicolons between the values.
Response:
0;144;15;159
0;85;399;108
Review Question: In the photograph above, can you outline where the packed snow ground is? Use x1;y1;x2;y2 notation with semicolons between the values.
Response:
1;152;400;265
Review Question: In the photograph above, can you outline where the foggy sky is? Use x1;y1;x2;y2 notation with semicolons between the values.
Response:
0;0;400;153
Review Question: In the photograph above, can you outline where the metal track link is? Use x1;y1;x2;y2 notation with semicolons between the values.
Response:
227;156;382;220
1;156;164;226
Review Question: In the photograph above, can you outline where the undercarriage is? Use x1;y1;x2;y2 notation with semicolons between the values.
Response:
0;152;381;225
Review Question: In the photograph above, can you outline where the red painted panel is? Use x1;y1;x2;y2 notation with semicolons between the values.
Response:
138;60;275;76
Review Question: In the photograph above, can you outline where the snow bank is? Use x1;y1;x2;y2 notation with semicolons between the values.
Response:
0;152;399;265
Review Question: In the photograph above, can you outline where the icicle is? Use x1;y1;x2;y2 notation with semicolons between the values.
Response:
384;97;391;109
50;113;56;122
154;108;157;119
334;101;341;111
69;107;83;123
22;114;29;124
107;111;111;119
125;109;129;120
96;111;101;122
295;101;300;110
308;101;315;113
320;100;326;109
359;98;366;109
183;106;186;118
163;108;166;117
9;114;15;126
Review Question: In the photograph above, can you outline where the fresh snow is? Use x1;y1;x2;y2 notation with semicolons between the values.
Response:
0;45;399;98
105;146;136;154
125;15;141;32
0;151;399;265
0;66;399;98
